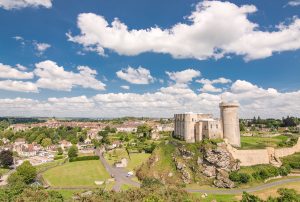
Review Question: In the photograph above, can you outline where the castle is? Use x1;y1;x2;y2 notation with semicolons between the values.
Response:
174;102;240;147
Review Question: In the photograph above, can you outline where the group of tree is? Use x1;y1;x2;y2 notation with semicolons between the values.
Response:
8;161;37;185
248;116;299;128
0;150;13;168
0;161;63;201
0;126;88;147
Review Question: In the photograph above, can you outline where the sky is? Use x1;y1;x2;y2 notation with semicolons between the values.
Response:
0;0;300;118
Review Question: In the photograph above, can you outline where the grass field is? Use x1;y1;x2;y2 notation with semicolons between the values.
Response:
104;148;150;171
241;135;288;149
43;160;109;187
35;158;66;173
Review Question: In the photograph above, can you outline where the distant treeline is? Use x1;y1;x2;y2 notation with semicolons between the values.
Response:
240;116;300;129
0;117;46;124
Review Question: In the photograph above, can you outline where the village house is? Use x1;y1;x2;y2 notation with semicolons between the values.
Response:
106;140;122;150
115;158;128;168
59;140;72;150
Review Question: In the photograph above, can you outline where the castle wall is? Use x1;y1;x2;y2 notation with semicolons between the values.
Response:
275;138;300;157
226;138;300;166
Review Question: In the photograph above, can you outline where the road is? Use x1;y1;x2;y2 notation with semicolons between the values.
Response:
95;149;140;191
186;177;300;194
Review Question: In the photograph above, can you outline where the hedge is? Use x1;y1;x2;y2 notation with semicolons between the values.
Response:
54;155;64;160
69;155;99;162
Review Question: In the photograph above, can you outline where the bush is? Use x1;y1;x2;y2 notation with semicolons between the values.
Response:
14;161;37;184
252;165;290;181
229;172;250;184
69;155;99;162
54;155;64;160
278;165;291;176
68;145;78;158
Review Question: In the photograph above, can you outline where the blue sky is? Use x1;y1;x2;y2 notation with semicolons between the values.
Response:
0;0;300;118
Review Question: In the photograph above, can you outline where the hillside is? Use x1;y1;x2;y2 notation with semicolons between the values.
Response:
136;138;240;188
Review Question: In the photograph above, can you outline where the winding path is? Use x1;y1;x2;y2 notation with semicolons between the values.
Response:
95;149;140;191
186;177;300;194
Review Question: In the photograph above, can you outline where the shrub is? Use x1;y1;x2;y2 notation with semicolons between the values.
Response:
69;155;99;162
68;145;78;158
54;155;63;160
278;165;291;176
229;172;250;184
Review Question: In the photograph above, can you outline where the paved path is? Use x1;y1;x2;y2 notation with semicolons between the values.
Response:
95;149;140;191
186;177;300;194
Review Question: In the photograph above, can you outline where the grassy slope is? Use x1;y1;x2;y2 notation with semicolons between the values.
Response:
136;141;181;184
43;160;109;187
241;135;288;149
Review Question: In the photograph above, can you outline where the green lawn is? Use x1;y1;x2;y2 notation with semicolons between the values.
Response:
43;160;109;187
35;158;66;173
241;135;289;149
104;148;150;171
127;153;150;171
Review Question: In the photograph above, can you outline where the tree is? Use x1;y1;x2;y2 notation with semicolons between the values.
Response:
276;188;300;202
137;124;152;138
241;192;262;202
57;147;63;155
41;138;52;148
68;145;78;158
0;150;13;168
15;161;37;184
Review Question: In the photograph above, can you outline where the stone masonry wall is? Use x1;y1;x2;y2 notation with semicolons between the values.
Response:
226;138;300;166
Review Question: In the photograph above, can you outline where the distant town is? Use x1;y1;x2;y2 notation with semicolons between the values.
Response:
0;111;299;201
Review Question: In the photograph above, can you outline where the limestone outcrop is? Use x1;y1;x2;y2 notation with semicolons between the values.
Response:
213;170;235;188
201;143;239;188
173;156;192;184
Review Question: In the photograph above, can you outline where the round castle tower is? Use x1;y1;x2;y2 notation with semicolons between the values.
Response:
219;102;241;147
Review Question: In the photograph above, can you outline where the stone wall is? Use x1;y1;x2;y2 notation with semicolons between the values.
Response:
275;138;300;157
226;138;300;167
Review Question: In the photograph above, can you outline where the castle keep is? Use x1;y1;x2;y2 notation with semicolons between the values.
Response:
174;102;240;147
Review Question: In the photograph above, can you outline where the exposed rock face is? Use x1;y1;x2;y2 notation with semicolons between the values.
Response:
203;143;240;172
201;143;239;188
213;170;235;188
178;147;195;159
181;169;191;184
173;156;191;184
202;165;216;177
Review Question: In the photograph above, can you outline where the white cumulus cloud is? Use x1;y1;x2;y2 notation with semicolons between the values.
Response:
67;1;300;61
0;79;300;118
34;42;51;55
0;80;38;93
34;60;106;91
287;0;300;6
116;66;154;84
197;77;231;92
166;69;201;85
0;63;33;79
120;85;130;90
0;0;52;10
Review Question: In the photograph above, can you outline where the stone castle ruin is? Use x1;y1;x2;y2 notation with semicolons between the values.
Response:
174;102;300;167
174;102;240;147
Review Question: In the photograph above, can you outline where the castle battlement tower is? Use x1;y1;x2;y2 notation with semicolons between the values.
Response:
219;102;240;147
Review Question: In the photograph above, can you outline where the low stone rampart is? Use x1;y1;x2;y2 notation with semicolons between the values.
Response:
225;138;300;167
